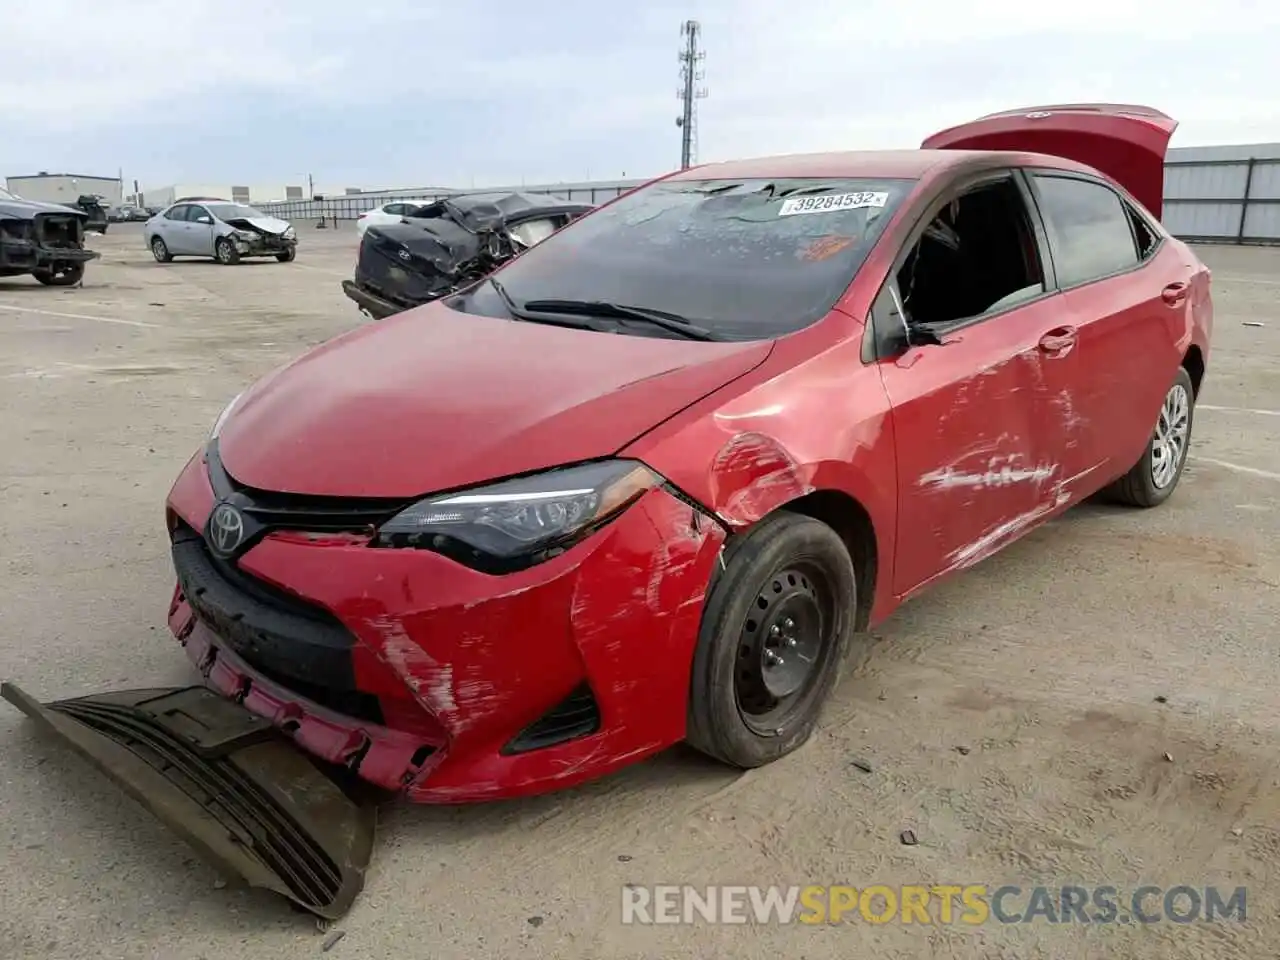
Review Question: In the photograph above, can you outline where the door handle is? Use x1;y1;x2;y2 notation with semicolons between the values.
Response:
1161;282;1189;305
1038;326;1077;355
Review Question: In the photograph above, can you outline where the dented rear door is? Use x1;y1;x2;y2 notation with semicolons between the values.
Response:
923;104;1177;220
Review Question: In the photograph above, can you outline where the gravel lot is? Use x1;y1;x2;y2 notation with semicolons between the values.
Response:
1;223;1277;959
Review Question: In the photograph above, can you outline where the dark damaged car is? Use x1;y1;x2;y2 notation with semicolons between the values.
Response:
342;191;594;319
0;186;102;286
5;104;1214;920
145;200;298;265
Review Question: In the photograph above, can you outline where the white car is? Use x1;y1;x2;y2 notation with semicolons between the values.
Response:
355;200;436;238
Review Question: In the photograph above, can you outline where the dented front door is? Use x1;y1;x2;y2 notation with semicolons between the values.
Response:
882;294;1069;594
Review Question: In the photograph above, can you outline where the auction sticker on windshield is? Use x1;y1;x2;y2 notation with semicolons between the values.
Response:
778;192;890;217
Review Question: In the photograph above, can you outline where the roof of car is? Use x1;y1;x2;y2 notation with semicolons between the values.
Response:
670;148;1096;181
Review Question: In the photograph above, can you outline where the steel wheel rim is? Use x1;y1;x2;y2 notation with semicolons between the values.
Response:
734;561;837;735
1151;383;1190;489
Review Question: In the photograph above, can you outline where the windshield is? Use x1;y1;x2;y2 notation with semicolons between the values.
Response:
458;176;913;340
208;203;266;221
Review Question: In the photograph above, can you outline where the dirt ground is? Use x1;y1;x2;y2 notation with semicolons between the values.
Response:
1;223;1277;959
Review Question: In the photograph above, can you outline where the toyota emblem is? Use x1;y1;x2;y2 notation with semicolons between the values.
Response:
208;502;246;557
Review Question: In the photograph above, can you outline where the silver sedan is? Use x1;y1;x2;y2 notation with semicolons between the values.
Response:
144;200;298;264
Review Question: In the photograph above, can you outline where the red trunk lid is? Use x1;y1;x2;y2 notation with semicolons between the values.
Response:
923;103;1177;219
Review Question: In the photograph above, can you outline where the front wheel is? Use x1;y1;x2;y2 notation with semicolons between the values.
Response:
33;262;85;286
686;512;856;768
276;246;296;262
1104;366;1196;508
150;236;172;262
215;237;240;265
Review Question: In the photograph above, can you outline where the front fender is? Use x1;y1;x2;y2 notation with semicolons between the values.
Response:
624;337;901;621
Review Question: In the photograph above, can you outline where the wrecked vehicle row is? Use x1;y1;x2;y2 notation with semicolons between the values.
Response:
0;186;102;286
7;104;1215;920
341;191;593;318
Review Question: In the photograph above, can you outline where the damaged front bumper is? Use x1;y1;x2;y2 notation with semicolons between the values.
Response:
1;682;375;919
165;446;726;804
0;214;101;272
226;228;297;258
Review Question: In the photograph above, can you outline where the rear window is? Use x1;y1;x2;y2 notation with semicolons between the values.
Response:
1031;174;1140;286
461;176;913;340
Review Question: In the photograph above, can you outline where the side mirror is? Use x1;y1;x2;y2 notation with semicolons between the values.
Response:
196;216;213;224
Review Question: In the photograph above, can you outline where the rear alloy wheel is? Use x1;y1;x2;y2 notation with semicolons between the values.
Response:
215;237;240;265
1105;366;1196;508
33;262;85;286
151;237;172;262
686;512;856;768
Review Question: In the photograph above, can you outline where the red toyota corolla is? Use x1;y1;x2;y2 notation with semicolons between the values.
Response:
165;104;1211;803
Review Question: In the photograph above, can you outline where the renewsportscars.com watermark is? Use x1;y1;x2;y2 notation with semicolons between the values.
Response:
621;884;1247;925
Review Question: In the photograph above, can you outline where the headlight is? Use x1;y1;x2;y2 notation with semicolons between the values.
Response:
283;226;296;240
232;229;257;242
376;459;662;570
209;391;243;440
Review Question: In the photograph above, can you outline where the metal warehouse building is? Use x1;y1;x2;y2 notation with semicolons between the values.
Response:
5;172;122;208
139;183;366;208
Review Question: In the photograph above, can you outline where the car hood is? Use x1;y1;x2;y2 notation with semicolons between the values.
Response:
225;216;291;235
923;103;1177;219
217;301;772;498
0;198;87;219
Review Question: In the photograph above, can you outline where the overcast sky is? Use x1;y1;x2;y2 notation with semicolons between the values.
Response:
6;0;1280;191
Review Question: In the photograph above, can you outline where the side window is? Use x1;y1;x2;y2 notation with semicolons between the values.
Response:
1126;202;1160;262
165;204;190;221
894;175;1046;329
189;205;212;223
1031;174;1139;286
385;203;408;216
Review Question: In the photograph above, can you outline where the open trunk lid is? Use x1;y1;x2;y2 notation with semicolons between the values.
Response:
2;682;376;919
922;103;1177;219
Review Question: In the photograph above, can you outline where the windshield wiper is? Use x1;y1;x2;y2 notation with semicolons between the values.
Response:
521;298;721;341
485;277;600;332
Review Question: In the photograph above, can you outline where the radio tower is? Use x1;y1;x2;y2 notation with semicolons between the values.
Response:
676;20;708;169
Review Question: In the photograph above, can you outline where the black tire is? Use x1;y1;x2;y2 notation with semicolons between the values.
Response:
686;511;856;768
150;236;172;263
215;237;240;265
276;247;296;262
1104;366;1196;508
33;262;85;286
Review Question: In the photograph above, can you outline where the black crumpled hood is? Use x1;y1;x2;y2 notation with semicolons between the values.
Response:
0;198;87;219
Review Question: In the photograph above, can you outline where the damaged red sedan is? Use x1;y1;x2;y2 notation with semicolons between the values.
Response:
158;104;1210;806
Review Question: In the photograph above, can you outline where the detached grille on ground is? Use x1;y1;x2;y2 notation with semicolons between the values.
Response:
56;696;343;909
0;683;375;919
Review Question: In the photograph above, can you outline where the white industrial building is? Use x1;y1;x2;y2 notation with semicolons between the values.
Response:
137;183;360;208
6;172;123;207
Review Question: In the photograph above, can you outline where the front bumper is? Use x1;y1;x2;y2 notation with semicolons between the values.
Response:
232;233;297;256
165;449;725;803
0;214;101;271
